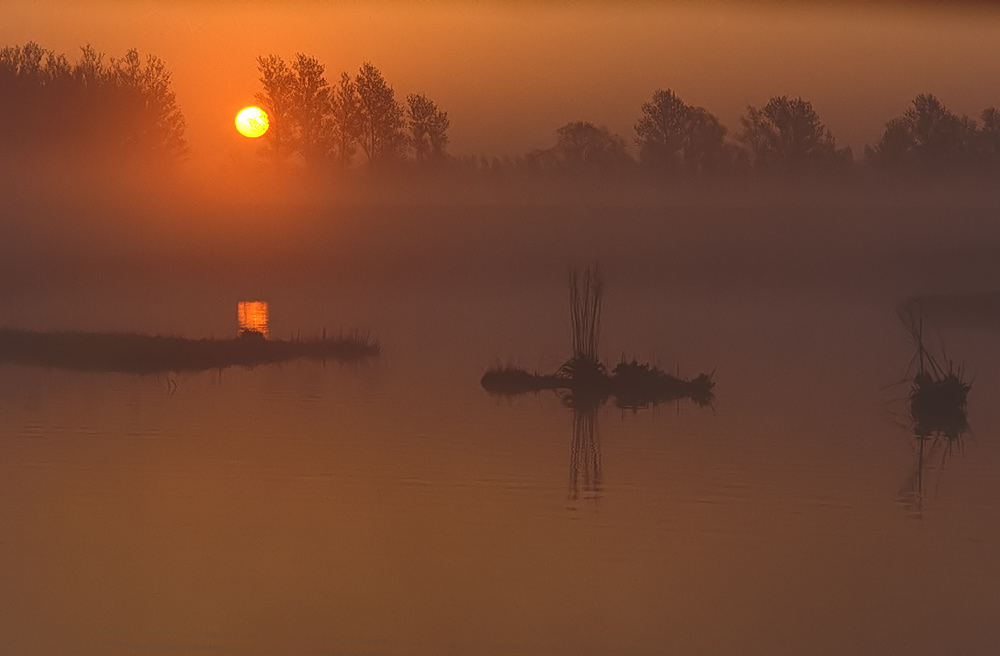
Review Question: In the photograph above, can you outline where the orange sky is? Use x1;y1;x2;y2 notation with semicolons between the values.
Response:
3;1;1000;165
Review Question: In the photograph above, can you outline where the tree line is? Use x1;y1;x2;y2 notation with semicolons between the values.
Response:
253;54;449;169
0;42;186;160
3;41;1000;179
521;90;1000;178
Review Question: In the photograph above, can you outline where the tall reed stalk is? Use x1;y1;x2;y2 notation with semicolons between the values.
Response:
569;266;603;362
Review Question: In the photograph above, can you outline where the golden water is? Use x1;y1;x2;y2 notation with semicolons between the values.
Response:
2;282;1000;655
237;300;269;338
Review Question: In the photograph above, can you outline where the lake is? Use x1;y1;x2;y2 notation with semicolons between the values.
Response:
2;196;1000;655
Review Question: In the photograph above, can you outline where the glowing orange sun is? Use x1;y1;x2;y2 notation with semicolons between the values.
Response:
235;106;269;138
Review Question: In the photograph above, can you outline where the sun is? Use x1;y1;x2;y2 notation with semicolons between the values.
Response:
235;106;269;138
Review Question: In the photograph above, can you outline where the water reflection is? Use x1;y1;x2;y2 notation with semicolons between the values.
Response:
237;300;269;338
567;402;602;502
484;268;714;503
898;433;966;518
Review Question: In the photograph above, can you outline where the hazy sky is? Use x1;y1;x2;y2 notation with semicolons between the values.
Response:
3;1;1000;165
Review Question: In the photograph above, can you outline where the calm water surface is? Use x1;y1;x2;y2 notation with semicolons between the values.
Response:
2;277;999;655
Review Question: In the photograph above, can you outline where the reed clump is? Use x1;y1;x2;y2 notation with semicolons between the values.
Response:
900;309;971;439
482;266;714;409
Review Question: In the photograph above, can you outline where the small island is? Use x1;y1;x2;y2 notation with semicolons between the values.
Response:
481;268;714;409
0;302;380;374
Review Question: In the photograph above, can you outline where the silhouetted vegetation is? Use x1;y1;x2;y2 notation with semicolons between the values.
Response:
407;93;450;164
523;122;633;176
896;310;972;518
481;267;714;410
635;89;735;175
737;96;850;173
0;328;380;374
254;54;448;169
255;53;332;167
867;94;1000;173
900;311;971;439
0;42;186;162
7;38;999;184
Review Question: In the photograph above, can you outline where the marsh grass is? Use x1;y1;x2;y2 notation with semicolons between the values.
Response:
0;328;380;374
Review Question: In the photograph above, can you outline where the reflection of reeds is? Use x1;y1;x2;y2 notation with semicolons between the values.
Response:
898;433;964;518
569;407;602;501
0;328;380;374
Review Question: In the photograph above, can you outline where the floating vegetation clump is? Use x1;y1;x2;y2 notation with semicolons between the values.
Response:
482;266;714;409
910;370;970;439
895;308;972;518
900;309;971;439
481;364;560;395
612;359;715;410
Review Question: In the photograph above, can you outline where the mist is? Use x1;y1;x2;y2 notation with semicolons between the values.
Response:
3;163;1000;324
5;4;1000;655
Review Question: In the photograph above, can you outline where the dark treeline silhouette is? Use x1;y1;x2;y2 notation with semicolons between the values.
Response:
455;90;851;180
0;42;186;162
255;54;449;170
737;95;851;174
5;40;1000;182
867;94;1000;173
636;89;735;175
460;90;999;182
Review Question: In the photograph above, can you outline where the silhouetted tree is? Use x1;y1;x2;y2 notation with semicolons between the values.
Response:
329;72;361;168
0;42;186;160
354;62;405;163
110;48;187;157
683;107;728;175
255;53;338;166
255;54;296;165
635;89;729;174
74;44;105;88
289;54;331;165
734;106;768;168
737;96;839;172
635;89;690;170
552;121;632;173
906;95;966;164
868;94;981;171
406;93;450;163
981;107;1000;168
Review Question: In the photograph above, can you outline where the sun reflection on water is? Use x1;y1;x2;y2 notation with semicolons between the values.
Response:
237;301;269;338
